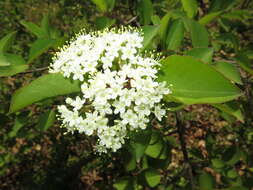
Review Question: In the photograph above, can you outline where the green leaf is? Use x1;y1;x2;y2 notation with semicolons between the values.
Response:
226;169;238;179
8;115;27;138
145;132;166;159
222;10;253;24
181;0;198;18
185;47;213;63
142;25;159;50
166;19;184;51
151;15;161;25
212;101;244;122
37;110;56;131
95;16;115;30
9;73;81;113
158;55;242;104
159;13;171;43
211;158;225;169
0;31;16;53
141;155;149;169
123;150;136;171
0;54;11;66
198;172;215;190
106;0;115;11
114;180;128;190
113;177;133;190
199;11;223;25
209;0;237;12
212;62;242;84
144;169;161;187
235;54;253;75
243;49;253;59
216;33;239;49
28;38;55;63
41;14;50;38
131;130;151;162
222;146;241;166
20;20;46;38
0;54;28;76
91;0;108;12
137;0;153;25
189;19;209;47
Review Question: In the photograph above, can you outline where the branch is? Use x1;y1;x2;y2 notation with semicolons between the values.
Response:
242;74;253;125
175;111;195;190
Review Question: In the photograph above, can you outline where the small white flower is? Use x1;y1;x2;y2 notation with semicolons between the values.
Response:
153;105;166;121
66;96;85;111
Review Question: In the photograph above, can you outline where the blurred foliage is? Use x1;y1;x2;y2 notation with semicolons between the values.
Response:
0;0;253;189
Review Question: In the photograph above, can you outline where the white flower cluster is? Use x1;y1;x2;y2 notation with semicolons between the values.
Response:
50;27;171;153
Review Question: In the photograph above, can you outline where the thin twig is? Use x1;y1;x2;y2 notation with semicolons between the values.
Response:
213;58;237;64
165;129;178;136
175;111;195;190
18;67;48;74
125;16;138;25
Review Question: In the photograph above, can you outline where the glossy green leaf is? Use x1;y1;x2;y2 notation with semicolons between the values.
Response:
145;132;166;159
113;180;128;190
158;55;242;104
141;156;149;170
28;38;55;63
137;0;153;25
189;19;209;47
106;0;115;11
159;13;171;42
0;31;16;53
41;14;50;38
142;25;159;50
226;169;238;179
37;110;56;131
151;15;161;25
199;11;223;25
198;172;215;190
20;20;46;38
9;73;81;113
185;47;213;63
0;54;28;76
144;169;161;187
113;177;132;190
212;101;244;122
0;54;11;66
212;62;242;84
181;0;198;18
91;0;108;12
166;19;184;51
95;16;115;30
